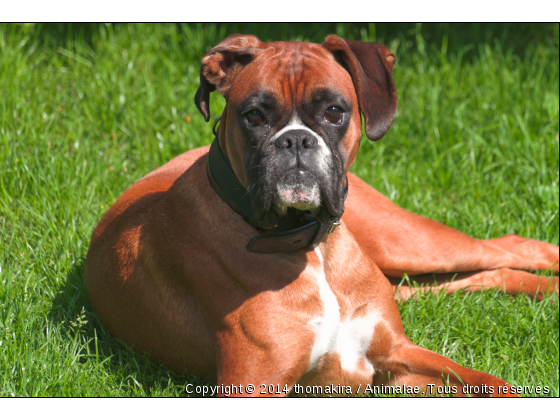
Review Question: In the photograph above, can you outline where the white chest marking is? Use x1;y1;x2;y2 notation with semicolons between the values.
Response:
306;246;341;372
306;247;379;376
336;311;379;376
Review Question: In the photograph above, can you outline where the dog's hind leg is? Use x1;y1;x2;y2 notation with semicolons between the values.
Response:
481;234;559;273
387;269;558;302
343;173;559;281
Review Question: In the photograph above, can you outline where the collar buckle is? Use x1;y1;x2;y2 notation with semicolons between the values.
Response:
212;114;222;136
327;219;341;234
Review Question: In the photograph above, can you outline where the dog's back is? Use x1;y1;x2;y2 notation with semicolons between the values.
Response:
86;146;218;378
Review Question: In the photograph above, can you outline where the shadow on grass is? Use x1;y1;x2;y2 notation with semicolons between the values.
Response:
11;23;559;63
47;257;213;397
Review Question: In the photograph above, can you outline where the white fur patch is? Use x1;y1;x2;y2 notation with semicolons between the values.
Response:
306;246;341;372
336;311;379;375
275;182;321;211
306;246;379;376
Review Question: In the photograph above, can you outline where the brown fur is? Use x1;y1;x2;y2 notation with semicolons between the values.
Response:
86;35;558;397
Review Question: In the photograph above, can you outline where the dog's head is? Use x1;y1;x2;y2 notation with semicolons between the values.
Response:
195;34;397;229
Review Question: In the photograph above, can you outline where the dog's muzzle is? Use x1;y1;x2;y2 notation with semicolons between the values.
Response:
206;136;346;253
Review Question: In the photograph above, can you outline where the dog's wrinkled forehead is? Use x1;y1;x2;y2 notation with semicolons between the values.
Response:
195;34;397;143
227;41;357;109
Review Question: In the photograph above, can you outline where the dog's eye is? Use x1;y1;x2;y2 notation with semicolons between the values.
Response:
246;110;265;126
324;107;343;124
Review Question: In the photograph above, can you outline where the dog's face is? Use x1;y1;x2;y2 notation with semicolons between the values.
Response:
195;35;397;229
224;43;362;227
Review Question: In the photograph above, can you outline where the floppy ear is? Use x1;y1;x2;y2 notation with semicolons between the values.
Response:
194;34;264;122
322;35;397;141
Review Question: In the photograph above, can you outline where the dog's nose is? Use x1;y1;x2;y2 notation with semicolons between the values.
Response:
275;130;318;153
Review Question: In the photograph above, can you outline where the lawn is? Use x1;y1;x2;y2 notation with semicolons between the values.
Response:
0;23;558;397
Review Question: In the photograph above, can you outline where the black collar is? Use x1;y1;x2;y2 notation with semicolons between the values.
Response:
206;136;347;253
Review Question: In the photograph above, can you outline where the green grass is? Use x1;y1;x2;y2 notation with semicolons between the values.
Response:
0;23;558;397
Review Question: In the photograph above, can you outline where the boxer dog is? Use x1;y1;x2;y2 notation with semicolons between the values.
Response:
86;34;558;396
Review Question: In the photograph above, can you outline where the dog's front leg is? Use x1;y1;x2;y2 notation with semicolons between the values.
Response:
214;316;312;397
361;278;518;397
370;341;518;397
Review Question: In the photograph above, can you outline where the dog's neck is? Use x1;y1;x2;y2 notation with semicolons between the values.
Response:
206;135;346;253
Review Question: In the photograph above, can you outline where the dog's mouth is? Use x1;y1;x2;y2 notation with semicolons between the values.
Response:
251;168;344;230
273;175;322;216
246;142;348;230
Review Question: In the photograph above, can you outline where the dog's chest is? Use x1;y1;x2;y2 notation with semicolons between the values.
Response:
305;247;379;376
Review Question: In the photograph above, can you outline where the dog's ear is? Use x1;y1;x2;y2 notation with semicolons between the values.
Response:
322;35;397;141
195;34;264;122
